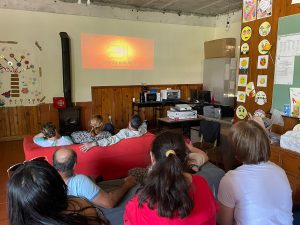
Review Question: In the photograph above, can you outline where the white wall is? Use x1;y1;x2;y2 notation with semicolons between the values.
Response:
0;8;242;103
0;8;216;102
214;11;242;57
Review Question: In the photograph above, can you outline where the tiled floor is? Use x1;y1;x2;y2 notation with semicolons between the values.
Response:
0;140;24;225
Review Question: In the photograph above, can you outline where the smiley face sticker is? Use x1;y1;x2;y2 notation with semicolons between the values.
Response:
237;91;246;103
259;21;271;37
241;43;250;55
241;26;252;42
255;91;267;105
236;105;248;120
258;39;271;54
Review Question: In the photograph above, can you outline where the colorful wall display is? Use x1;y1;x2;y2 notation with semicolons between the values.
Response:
241;26;252;41
254;109;266;117
258;39;271;54
257;75;268;87
246;82;256;97
257;55;269;69
237;91;247;103
257;0;272;19
243;0;257;23
241;43;250;55
236;105;248;119
259;21;271;36
255;91;267;105
239;57;249;74
290;88;300;118
0;46;42;107
238;74;248;87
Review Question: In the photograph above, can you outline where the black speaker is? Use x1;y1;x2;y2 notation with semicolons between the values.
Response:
59;32;72;107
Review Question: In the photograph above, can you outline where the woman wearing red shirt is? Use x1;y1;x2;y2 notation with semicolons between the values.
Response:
124;131;218;225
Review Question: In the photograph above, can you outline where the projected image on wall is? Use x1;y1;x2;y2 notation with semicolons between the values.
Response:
81;33;154;70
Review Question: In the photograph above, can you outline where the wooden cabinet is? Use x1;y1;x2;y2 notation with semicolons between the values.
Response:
270;145;300;204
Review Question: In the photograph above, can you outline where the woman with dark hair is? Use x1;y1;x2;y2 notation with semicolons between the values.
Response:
7;159;109;225
124;131;218;225
218;120;293;225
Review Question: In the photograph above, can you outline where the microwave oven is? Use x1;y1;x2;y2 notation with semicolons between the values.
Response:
160;90;181;101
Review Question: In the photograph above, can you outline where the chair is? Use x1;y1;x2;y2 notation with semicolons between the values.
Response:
197;120;221;165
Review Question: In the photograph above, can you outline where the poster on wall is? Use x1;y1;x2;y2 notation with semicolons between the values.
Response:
257;0;272;19
257;55;269;69
257;75;268;87
238;74;248;87
237;91;247;103
239;57;249;74
243;0;257;23
0;46;42;107
290;88;300;118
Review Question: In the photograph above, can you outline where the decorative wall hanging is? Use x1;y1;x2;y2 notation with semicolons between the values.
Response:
238;74;248;87
257;0;272;19
254;109;266;117
257;55;269;69
246;82;256;98
236;105;248;120
255;91;267;105
257;75;268;87
0;45;42;107
243;0;257;23
290;88;300;118
237;91;247;103
239;57;249;74
241;26;252;41
258;39;272;54
241;43;250;55
259;21;271;36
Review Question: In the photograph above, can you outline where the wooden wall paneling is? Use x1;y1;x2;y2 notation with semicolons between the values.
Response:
121;86;138;125
236;0;300;133
0;108;10;137
39;104;59;129
76;102;92;131
91;84;203;130
91;87;102;116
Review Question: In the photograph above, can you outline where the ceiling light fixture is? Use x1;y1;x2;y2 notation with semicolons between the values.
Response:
225;0;231;31
77;0;81;4
87;0;90;5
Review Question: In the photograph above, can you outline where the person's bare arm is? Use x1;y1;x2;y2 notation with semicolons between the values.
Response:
34;132;45;139
217;202;234;225
80;141;97;152
186;142;209;163
92;176;136;208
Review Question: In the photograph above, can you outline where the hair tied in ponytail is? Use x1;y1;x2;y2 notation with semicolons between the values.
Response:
165;150;176;157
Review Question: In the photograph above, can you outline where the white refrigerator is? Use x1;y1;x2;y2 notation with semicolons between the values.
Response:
203;58;236;106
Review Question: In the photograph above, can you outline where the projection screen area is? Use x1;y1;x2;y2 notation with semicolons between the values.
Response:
81;33;154;70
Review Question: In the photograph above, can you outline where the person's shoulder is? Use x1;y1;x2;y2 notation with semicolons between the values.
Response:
33;137;46;142
67;197;98;217
191;174;210;187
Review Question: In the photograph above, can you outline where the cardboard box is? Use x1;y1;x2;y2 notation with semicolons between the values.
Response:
204;38;236;59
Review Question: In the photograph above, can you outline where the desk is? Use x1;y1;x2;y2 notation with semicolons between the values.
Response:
132;101;185;126
157;117;202;135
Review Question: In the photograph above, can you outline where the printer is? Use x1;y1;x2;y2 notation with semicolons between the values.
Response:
167;104;197;120
174;104;192;111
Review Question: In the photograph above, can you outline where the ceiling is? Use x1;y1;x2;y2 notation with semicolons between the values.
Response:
59;0;242;17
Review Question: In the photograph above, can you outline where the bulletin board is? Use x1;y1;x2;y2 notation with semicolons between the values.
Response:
272;13;300;114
